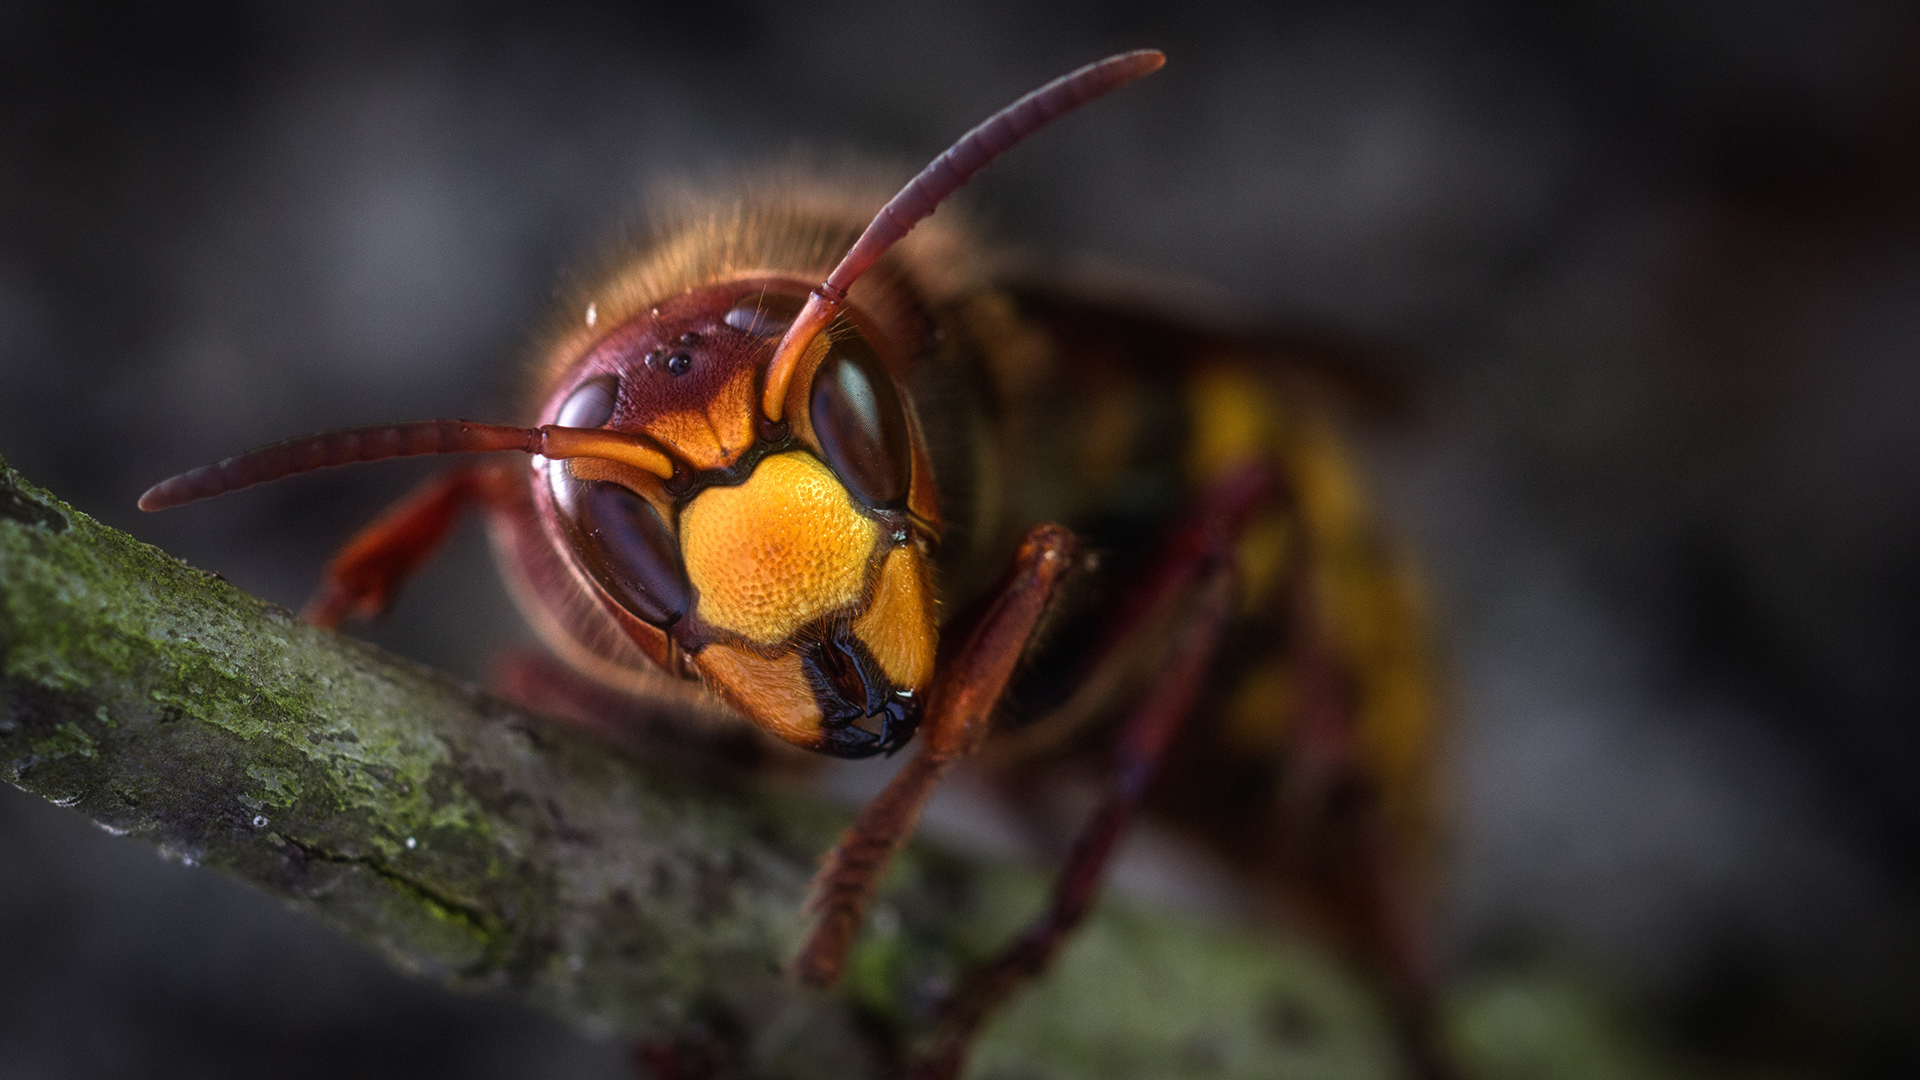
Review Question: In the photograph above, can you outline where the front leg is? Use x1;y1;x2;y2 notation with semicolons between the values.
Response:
794;464;1275;989
792;523;1081;987
303;463;520;627
909;563;1241;1080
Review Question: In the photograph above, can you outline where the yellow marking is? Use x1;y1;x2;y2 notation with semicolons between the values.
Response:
1277;407;1440;854
708;366;758;459
649;410;726;469
647;367;759;470
694;643;824;749
1346;559;1439;847
1187;365;1273;482
852;546;937;689
1234;509;1291;615
680;452;878;644
1293;413;1365;542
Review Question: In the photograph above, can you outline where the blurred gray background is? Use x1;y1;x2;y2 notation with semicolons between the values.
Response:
3;2;1918;1077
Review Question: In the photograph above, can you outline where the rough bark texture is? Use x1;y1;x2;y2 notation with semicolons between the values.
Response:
0;456;1405;1079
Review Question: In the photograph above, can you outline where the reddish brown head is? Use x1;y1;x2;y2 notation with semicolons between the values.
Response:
529;273;940;755
139;50;1166;758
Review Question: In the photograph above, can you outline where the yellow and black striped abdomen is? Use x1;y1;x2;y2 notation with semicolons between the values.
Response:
1182;362;1440;863
963;288;1443;883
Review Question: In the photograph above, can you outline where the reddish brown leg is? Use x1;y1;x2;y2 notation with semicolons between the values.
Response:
908;565;1240;1080
791;469;1272;993
303;463;519;627
792;523;1082;987
899;465;1270;1080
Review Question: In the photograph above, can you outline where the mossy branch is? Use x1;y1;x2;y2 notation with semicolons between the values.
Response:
0;458;1404;1080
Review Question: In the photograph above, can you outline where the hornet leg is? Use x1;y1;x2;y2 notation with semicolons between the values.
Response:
910;565;1240;1080
792;522;1081;988
906;464;1270;1080
303;463;519;628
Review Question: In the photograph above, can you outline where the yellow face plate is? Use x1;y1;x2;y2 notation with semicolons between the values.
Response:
679;452;879;644
852;545;937;689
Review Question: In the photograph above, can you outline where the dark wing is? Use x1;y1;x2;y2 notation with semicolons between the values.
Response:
999;263;1420;422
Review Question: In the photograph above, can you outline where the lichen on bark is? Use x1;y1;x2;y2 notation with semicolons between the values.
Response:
0;456;1403;1079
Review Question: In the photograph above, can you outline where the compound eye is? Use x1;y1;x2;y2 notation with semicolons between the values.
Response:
552;473;689;628
723;291;805;338
557;374;618;428
808;332;911;509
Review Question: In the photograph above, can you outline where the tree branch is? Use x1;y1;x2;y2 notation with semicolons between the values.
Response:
0;457;1401;1080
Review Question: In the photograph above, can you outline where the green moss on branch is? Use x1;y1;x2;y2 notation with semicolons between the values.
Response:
0;457;1402;1079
